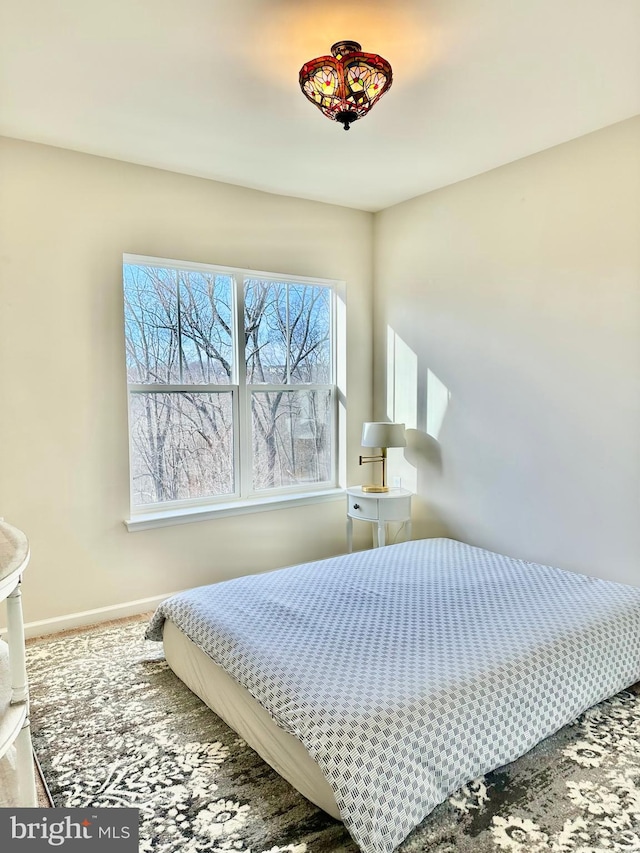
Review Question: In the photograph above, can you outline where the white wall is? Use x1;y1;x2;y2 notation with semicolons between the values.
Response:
374;116;640;584
4;116;638;626
0;138;374;626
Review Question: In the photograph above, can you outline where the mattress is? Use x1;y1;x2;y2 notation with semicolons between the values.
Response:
162;618;340;819
147;537;640;853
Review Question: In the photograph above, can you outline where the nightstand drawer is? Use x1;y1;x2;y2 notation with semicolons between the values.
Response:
347;495;379;521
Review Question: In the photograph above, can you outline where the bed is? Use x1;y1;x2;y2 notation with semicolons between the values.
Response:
146;537;640;853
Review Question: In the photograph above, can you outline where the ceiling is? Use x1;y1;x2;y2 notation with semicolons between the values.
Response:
1;0;639;212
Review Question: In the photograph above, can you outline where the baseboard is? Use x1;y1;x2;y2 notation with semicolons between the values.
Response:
20;592;183;639
34;750;54;807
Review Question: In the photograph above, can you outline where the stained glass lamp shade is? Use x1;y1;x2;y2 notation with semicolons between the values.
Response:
299;40;392;131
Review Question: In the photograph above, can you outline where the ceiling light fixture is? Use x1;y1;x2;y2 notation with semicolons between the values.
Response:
299;40;392;131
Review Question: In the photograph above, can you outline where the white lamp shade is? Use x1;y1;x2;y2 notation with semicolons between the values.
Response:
361;422;406;449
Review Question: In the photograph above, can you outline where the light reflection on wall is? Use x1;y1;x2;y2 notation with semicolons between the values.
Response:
386;325;417;490
426;368;451;440
386;326;451;493
386;325;417;427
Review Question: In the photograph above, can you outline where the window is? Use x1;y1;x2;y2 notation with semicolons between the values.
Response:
123;255;338;519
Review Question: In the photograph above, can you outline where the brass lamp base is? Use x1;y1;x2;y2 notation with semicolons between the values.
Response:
362;484;390;493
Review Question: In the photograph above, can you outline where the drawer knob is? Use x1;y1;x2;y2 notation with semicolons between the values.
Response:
353;503;360;510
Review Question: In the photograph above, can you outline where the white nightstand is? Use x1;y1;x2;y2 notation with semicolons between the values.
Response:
346;486;412;552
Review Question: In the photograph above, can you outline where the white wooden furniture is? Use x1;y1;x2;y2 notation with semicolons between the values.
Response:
0;519;37;806
346;486;412;552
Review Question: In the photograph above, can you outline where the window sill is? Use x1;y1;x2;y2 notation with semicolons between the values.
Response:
124;488;345;532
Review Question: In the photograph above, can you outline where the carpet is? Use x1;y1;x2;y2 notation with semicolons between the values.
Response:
26;618;640;852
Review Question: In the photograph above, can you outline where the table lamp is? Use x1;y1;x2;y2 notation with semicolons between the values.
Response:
359;422;406;493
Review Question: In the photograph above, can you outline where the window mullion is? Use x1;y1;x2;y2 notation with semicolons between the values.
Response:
235;277;252;499
285;283;290;384
176;269;184;383
127;384;235;394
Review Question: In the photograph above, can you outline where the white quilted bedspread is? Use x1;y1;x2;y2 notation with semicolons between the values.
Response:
147;538;640;853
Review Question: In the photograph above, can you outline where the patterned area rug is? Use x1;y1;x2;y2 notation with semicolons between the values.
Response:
26;618;640;852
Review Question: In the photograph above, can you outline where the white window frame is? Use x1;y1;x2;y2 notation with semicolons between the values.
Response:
123;254;344;531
